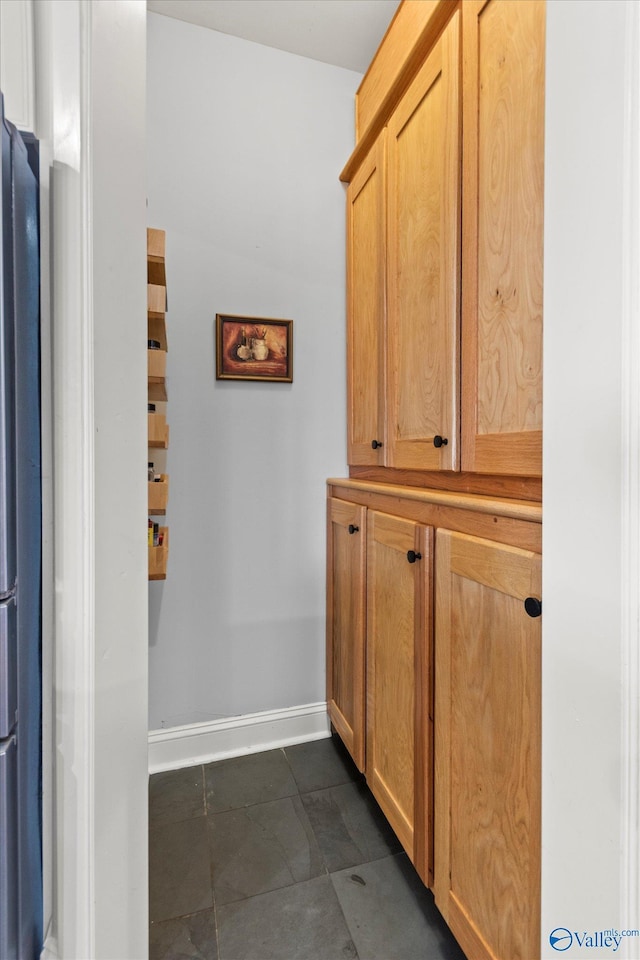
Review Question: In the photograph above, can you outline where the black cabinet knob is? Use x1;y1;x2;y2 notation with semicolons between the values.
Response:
371;440;383;449
407;550;422;563
524;597;542;618
348;524;359;535
433;435;448;448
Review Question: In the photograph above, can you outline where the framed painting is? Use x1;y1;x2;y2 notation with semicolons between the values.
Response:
216;314;293;382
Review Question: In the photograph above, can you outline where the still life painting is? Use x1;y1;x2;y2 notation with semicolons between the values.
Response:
216;314;293;382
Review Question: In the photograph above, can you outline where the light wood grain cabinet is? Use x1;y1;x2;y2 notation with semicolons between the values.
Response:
343;0;544;483
326;498;367;770
333;1;545;951
434;529;541;960
327;481;542;956
347;135;386;466
386;15;460;471
366;510;432;884
346;13;460;472
326;497;433;884
460;0;545;477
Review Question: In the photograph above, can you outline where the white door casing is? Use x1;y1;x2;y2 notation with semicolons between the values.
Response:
32;1;149;958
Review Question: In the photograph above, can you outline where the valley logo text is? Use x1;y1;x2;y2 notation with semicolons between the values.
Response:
549;928;640;952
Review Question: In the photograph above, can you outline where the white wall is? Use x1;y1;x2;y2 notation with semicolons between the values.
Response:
0;0;35;130
147;13;359;730
542;1;639;955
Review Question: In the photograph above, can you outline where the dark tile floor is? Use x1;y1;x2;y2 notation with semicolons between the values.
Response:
149;736;467;960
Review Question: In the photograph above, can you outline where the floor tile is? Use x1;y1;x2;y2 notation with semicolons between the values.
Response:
284;736;361;794
209;795;325;905
217;875;358;960
331;854;466;960
301;780;402;872
205;749;298;813
149;765;205;828
149;815;213;922
149;909;218;960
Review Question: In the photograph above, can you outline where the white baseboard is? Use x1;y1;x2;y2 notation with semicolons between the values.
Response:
148;701;331;774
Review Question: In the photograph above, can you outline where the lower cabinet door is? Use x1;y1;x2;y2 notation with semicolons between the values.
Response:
434;529;541;960
326;498;367;771
366;510;432;883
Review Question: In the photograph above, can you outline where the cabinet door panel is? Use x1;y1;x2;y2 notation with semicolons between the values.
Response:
434;529;541;960
347;135;386;465
326;499;367;771
461;0;545;476
386;13;460;471
366;511;432;881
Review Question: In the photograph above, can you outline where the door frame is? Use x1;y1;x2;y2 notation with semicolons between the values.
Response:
33;2;149;957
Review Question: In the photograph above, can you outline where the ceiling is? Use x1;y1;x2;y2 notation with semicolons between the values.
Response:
146;0;401;74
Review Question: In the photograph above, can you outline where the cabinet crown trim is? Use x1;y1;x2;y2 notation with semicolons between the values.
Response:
340;0;458;183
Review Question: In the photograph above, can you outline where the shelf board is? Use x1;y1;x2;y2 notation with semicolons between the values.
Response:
148;378;167;402
148;315;167;351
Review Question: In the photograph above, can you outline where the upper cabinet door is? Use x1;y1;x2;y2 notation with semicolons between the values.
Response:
347;133;386;466
461;0;545;477
386;13;460;472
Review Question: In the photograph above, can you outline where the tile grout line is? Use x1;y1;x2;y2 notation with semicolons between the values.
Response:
202;761;222;960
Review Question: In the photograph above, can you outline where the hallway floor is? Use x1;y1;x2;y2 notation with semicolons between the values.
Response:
149;735;466;960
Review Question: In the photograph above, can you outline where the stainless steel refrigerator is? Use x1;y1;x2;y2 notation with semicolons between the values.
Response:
0;95;43;960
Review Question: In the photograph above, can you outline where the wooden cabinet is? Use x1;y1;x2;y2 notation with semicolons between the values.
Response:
366;510;432;883
332;1;545;953
326;496;433;884
386;16;460;471
347;135;386;466
434;529;541;960
342;0;544;484
326;498;367;770
326;480;542;956
460;0;545;477
346;15;460;472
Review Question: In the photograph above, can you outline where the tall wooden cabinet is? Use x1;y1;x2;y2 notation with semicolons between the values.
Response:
329;1;545;958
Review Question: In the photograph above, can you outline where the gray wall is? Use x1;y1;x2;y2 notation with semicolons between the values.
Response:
147;12;359;730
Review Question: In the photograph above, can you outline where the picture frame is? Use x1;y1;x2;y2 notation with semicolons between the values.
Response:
215;314;293;383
